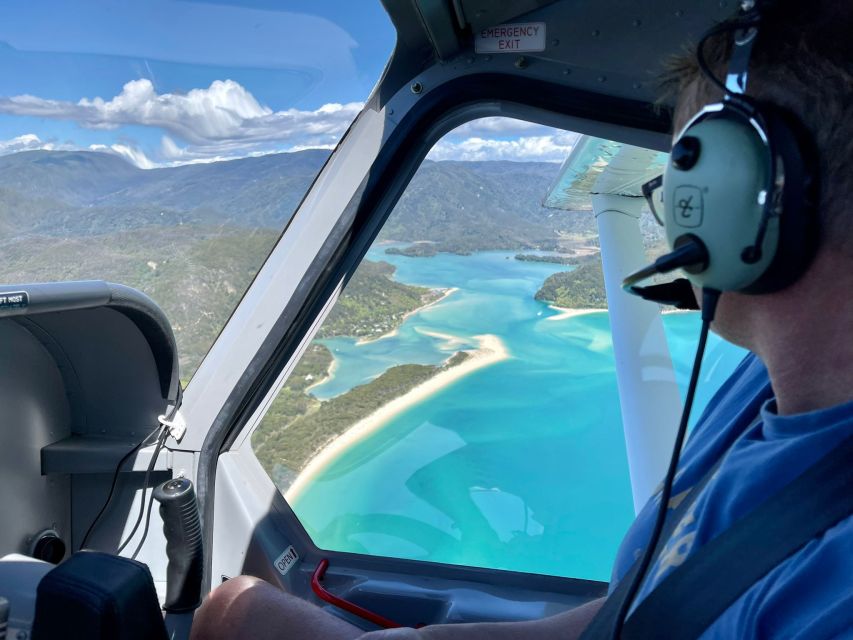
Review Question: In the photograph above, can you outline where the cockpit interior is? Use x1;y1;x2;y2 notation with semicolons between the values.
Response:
0;1;846;638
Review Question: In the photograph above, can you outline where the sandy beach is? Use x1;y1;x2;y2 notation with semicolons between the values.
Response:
285;333;510;501
304;356;338;395
545;305;608;322
355;287;459;346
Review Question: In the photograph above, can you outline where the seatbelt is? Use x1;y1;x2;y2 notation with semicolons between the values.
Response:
622;431;853;639
582;431;853;639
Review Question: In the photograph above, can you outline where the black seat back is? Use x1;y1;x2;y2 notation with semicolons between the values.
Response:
32;551;168;640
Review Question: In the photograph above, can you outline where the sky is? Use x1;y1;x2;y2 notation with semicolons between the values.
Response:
0;0;574;168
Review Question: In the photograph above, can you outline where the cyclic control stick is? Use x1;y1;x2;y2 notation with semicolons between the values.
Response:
153;478;203;612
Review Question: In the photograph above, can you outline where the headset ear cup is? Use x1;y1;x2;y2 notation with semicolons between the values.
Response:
740;104;820;294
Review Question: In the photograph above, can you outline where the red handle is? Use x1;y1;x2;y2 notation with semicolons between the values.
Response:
310;559;403;629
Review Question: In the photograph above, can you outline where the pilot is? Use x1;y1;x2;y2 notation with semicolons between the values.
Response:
190;3;853;638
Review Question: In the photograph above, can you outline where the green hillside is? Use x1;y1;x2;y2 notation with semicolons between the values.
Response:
515;253;575;265
379;160;596;253
535;260;608;309
0;225;279;375
0;149;601;377
385;242;438;257
319;260;443;341
253;352;470;484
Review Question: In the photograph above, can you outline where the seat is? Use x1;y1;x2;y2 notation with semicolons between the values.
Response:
31;551;168;640
0;554;54;637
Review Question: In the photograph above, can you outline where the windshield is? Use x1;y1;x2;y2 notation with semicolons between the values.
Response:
0;0;395;380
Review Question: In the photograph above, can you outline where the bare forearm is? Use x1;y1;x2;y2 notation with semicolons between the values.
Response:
361;597;605;640
190;576;364;640
192;576;604;640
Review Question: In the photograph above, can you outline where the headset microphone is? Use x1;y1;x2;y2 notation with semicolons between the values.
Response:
622;236;708;309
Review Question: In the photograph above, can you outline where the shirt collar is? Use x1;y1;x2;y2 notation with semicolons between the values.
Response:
760;396;853;440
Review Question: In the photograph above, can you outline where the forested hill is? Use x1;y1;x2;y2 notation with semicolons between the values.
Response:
0;149;594;375
380;160;595;253
0;151;594;246
0;149;329;235
535;261;608;309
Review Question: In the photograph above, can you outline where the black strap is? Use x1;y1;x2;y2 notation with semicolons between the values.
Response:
579;453;726;640
623;432;853;639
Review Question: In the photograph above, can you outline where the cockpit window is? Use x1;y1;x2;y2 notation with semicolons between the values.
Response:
0;0;395;380
249;118;747;581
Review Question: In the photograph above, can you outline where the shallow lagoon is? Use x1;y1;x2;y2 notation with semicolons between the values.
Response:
293;250;745;581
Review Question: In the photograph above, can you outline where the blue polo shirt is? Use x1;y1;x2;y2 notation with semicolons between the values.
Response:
610;353;853;639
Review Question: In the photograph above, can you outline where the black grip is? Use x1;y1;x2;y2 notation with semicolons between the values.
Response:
153;478;203;612
0;595;8;640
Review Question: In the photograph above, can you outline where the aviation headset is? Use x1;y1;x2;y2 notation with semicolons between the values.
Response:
624;0;820;297
609;3;821;638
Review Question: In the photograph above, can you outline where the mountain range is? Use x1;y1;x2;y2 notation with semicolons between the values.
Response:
0;149;599;375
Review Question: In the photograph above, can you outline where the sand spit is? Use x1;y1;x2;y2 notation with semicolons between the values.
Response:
285;333;509;501
545;306;608;322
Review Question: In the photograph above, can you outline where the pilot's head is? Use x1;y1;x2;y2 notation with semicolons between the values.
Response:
662;1;853;350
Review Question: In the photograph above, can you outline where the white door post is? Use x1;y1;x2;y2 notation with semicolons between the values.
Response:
593;193;683;512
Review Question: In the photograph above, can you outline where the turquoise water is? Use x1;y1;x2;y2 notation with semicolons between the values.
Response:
292;250;746;582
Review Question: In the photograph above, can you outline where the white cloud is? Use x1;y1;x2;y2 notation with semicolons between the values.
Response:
433;119;578;161
0;79;363;160
428;131;578;162
88;143;155;169
0;130;313;170
0;133;55;153
0;133;158;170
449;117;558;139
0;83;579;166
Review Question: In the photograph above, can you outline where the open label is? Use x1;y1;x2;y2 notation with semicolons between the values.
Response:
273;545;299;576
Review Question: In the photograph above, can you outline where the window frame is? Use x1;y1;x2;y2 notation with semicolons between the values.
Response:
198;70;671;593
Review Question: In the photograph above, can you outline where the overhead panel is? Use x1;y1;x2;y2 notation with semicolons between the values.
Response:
414;0;464;60
457;0;560;32
385;0;735;107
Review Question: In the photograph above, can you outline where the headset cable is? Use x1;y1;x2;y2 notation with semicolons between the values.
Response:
116;426;170;555
79;424;166;550
610;287;721;639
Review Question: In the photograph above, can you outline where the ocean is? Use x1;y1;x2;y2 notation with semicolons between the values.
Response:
290;249;746;582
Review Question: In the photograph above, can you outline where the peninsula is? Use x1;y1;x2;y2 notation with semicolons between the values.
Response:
285;334;509;500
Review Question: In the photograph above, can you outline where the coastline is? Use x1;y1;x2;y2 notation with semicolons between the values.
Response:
354;287;459;346
304;356;338;395
545;305;608;322
545;306;695;320
285;333;510;501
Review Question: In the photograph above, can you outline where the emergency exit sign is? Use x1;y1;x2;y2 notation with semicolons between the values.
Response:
475;22;546;53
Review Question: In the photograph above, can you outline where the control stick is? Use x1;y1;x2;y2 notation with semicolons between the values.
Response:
0;596;8;639
153;478;203;612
